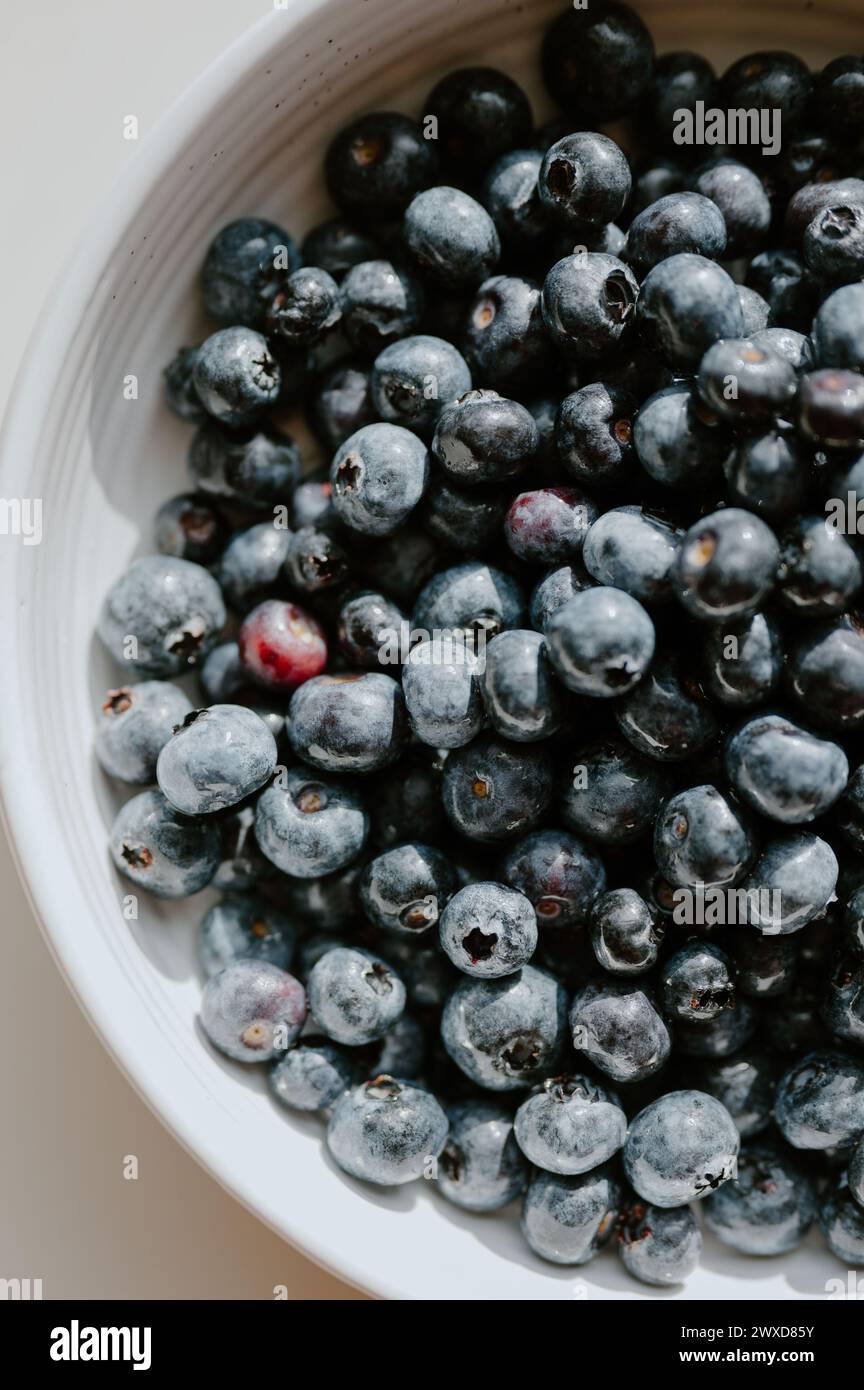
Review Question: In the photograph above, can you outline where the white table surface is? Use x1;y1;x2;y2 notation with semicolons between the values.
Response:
0;0;363;1300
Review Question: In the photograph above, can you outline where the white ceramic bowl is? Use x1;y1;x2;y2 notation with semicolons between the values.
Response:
1;0;860;1300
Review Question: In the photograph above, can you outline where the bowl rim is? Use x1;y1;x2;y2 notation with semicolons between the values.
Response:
0;0;387;1300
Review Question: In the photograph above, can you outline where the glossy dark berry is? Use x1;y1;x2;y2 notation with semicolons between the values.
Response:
289;672;408;774
797;369;864;449
413;562;526;638
583;505;681;603
623;1090;739;1207
720;51;812;132
654;784;755;889
645;50;716;142
404;186;500;289
617;1201;701;1287
673;507;779;622
504;488;596;565
570;978;671;1085
331;422;428;535
255;766;368;878
504;828;606;928
371;333;471;435
309;361;374;451
633;384;732;490
481;630;564;743
546;587;655;698
704;1137;817;1255
188;420;300;507
690;159;772;258
163;346;206;425
541;2;655;122
325;112;438;219
192;327;280;427
538;133;631;228
201;217;299;327
462;276;555;392
815;55;864;137
590;888;662;976
556;383;637;485
637;254;744;370
482;149;548;252
441;733;554;844
615;654;720;763
431;390;537;486
701;610;782;708
561;737;671;844
339;259;425;354
626;193;726;276
541;252;638;361
425;67;533;172
337;589;406;670
662;943;737;1025
300;217;381;279
441;963;568;1091
697;339;797;425
811;283;864;374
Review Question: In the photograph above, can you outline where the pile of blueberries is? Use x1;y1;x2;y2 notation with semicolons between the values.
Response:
95;3;864;1284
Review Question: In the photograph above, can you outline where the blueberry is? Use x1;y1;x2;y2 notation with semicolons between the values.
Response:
212;803;274;892
402;636;483;748
504;489;596;567
462;275;555;392
98;555;226;676
676;999;759;1059
360;842;458;935
637;254;744;371
441;733;554;844
693;1050;778;1138
626;193;727;276
724;426;809;519
797;368;864;449
308;946;406;1045
163;347;206;425
155;493;226;566
309;361;374;450
661;942;736;1027
237;598;327;693
156;705;276;816
811;283;864;373
269;1038;357;1113
849;1135;864;1206
437;1099;529;1212
500;831;608;938
754;240;810;317
787;613;864;731
820;952;864;1046
431;390;538;487
439;881;537;979
425;67;533;172
630;158;687;215
381;937;457;1012
692;160;772;258
521;1164;621;1266
617;1201;702;1287
338;589;406;670
541;2;655;121
623;1090;739;1207
645;50;717;141
192;327;280;427
703;1137;817;1256
819;1184;864;1263
284;525;349;594
541;253;639;361
370;334;472;435
404;186;500;289
327;1075;448;1186
697;339;797;424
785;177;864;247
413;562;526;637
616;654;720;763
188;421;301;507
739;831;838;934
656;785;754;892
539;133;631;229
635;384;732;492
583;506;682;603
515;1074;626;1175
803;203;864;284
369;1011;427;1080
725;713;848;824
198;893;296;978
265;266;341;347
480;630;564;744
199;642;245;703
330;421;429;536
200;959;306;1063
289;672;407;774
590;889;662;976
481;149;548;252
95;681;192;784
300;218;381;280
109;788;220;898
815;55;864;138
359;524;439;606
529;563;594;633
720;51;812;132
561;737;671;843
570;978;671;1084
774;1048;864;1150
441;964;567;1091
218;522;291;612
201;217;298;327
737;285;771;336
254;767;367;877
556;383;637;485
732;935;799;1001
325;112;438;220
546;587;655;698
674;508;779;623
421;477;507;552
339;259;425;355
